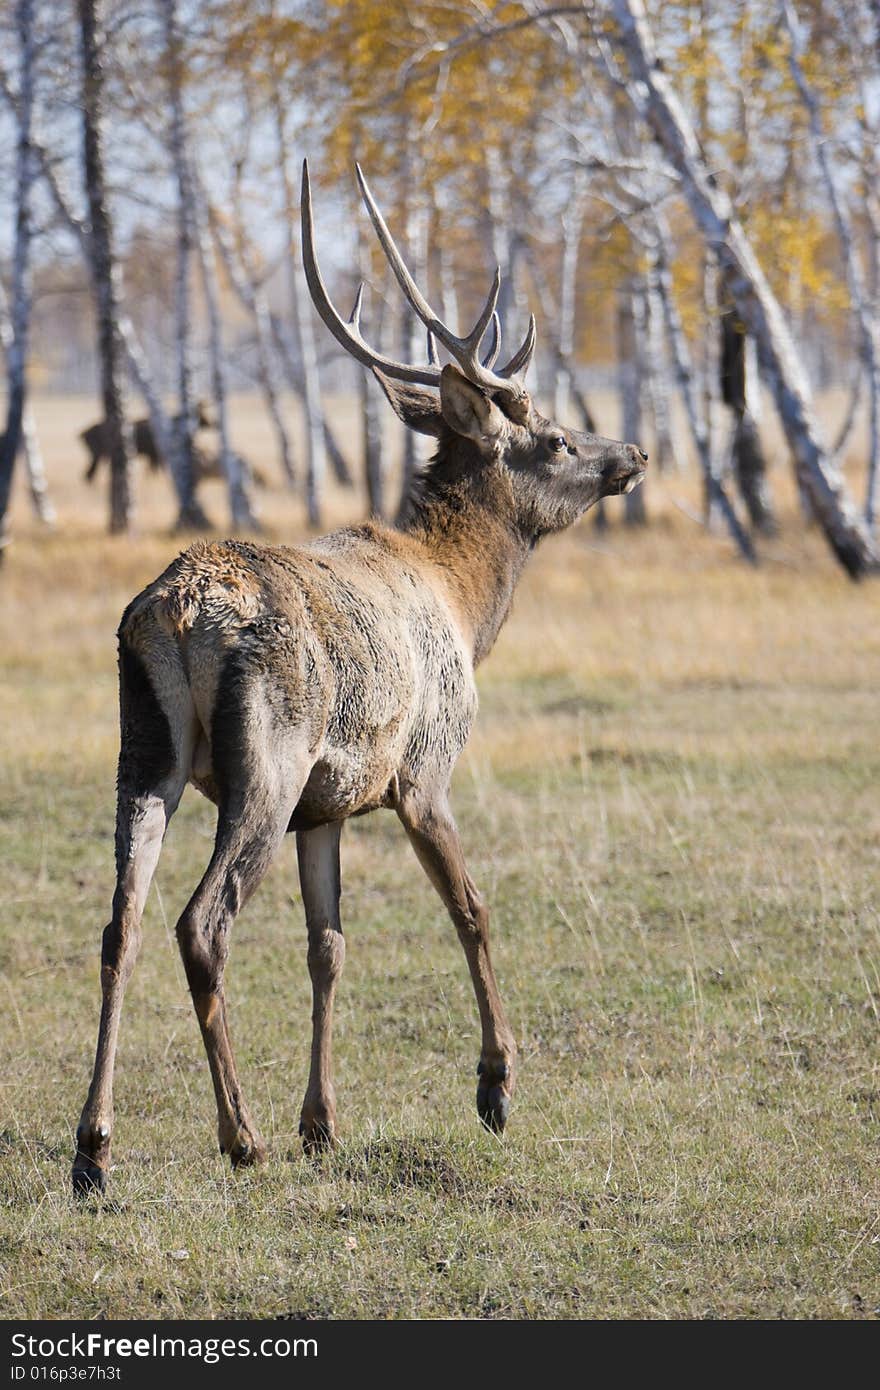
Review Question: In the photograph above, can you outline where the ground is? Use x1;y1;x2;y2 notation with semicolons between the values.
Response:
0;393;878;1319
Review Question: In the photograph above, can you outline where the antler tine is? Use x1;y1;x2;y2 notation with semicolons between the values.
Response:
355;163;441;330
466;268;501;356
428;313;498;370
355;162;526;398
303;161;535;398
498;313;537;380
300;160;440;388
348;282;365;331
481;311;501;369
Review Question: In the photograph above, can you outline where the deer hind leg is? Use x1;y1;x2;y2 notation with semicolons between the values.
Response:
175;704;310;1171
397;788;517;1133
83;450;101;483
296;822;345;1153
73;646;192;1196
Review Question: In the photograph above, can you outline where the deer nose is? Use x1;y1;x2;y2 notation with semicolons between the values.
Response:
628;444;648;464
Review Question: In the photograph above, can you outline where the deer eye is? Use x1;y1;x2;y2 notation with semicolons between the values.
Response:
548;434;566;453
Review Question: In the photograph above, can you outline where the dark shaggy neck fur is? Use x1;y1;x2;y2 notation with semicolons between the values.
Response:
398;432;533;665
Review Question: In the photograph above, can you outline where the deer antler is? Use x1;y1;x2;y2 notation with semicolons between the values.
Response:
301;160;536;400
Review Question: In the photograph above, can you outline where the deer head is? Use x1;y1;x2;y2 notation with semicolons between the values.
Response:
301;162;647;538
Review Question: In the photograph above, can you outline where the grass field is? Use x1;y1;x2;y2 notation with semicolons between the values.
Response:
1;393;879;1319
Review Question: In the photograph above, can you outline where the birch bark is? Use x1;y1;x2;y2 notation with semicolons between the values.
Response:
396;137;430;521
191;179;259;530
160;0;210;530
610;0;878;576
0;252;53;525
273;94;326;527
0;0;37;548
555;166;586;424
650;217;756;563
358;234;385;520
782;0;880;535
618;279;646;524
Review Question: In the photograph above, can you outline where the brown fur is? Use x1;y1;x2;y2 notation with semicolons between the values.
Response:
72;350;647;1195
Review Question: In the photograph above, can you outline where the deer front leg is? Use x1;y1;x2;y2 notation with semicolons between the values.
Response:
397;788;517;1133
296;822;345;1153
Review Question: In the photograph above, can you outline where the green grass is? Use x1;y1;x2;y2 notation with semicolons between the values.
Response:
2;482;880;1318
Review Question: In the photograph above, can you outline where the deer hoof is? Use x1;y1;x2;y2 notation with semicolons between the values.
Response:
223;1131;267;1170
477;1062;512;1133
72;1157;108;1198
72;1124;111;1198
299;1116;336;1156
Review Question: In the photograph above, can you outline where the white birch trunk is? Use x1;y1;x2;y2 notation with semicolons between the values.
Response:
437;231;460;348
78;0;136;534
0;0;36;546
191;179;258;530
485;144;518;342
524;241;597;431
268;314;354;487
397;144;430;519
555;167;586;423
700;256;724;526
643;263;674;471
0;275;53;525
21;405;54;524
207;203;296;489
618;279;647;525
650;217;756;563
273;97;326;527
358;234;385;519
160;0;209;531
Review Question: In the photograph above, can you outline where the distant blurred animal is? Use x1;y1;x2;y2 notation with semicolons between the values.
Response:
193;450;267;489
79;401;214;482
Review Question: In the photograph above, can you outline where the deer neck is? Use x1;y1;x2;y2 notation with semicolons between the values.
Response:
401;449;532;666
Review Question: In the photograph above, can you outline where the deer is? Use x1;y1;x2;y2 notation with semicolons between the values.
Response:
71;162;647;1196
79;401;214;483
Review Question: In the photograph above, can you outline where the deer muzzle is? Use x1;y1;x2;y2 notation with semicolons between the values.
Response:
602;444;648;496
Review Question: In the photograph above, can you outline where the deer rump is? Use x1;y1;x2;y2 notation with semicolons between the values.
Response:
126;534;477;830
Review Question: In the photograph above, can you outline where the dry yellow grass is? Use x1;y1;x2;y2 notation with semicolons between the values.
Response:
0;392;878;1319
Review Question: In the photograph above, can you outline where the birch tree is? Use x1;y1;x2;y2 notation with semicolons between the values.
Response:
396;131;431;519
357;230;386;518
14;107;180;516
159;0;210;531
617;277;646;524
606;0;879;576
719;269;775;533
0;0;37;551
554;162;586;425
191;177;259;530
641;263;673;472
782;0;880;535
271;86;326;528
76;0;134;534
0;278;53;525
649;214;757;563
208;180;297;491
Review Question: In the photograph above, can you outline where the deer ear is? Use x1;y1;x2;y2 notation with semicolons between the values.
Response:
371;368;443;438
439;364;506;443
